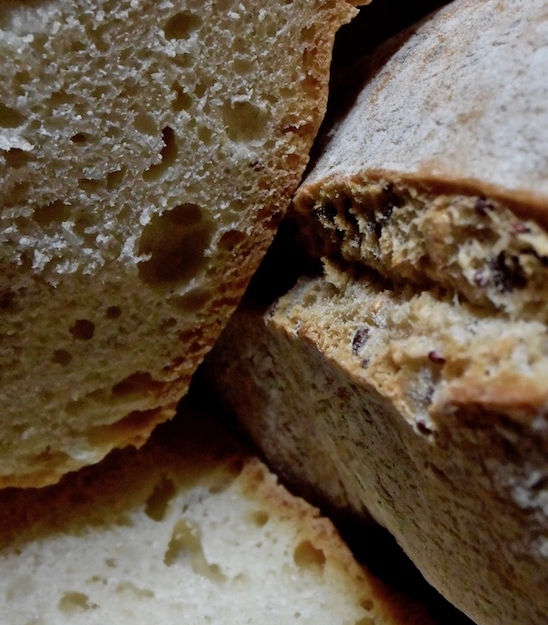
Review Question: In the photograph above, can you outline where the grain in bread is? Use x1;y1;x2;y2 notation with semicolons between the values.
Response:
0;0;359;487
0;401;437;625
203;1;548;623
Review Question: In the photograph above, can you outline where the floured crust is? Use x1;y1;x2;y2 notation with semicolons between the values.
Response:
0;0;359;487
204;276;548;625
203;1;548;623
292;0;548;323
300;0;548;203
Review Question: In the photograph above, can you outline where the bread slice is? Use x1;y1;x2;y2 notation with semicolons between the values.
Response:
0;0;362;487
202;1;548;624
0;401;436;625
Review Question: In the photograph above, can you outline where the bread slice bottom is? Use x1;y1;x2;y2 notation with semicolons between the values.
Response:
0;399;434;625
203;270;548;625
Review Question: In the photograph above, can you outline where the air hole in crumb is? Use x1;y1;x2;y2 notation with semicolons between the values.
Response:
172;83;192;112
198;125;213;145
223;100;269;143
134;111;158;136
69;319;95;340
5;148;31;168
70;132;89;144
302;292;318;307
106;167;125;190
58;592;97;615
33;200;70;227
160;317;177;329
285;153;302;169
164;520;227;583
49;90;74;106
14;69;31;86
293;540;326;572
105;305;122;319
0;289;15;311
164;11;202;40
233;58;253;75
137;204;213;286
143;126;178;181
251;510;270;527
0;103;26;127
145;477;177;522
355;618;376;625
105;558;116;568
53;349;72;365
218;229;245;252
301;25;317;43
78;178;102;192
193;79;212;99
168;203;202;225
300;73;319;97
360;598;374;611
116;581;155;598
416;420;433;436
70;39;86;52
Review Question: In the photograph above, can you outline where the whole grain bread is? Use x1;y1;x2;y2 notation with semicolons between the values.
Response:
203;1;548;624
0;400;437;625
0;0;360;487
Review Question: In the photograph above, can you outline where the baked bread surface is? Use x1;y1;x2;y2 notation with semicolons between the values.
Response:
0;0;358;486
203;1;548;623
0;402;435;625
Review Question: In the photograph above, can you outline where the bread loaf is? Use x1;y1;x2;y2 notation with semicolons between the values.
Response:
203;1;548;623
0;0;360;487
0;401;437;625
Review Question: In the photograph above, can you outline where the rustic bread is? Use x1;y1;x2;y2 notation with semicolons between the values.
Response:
0;0;360;487
0;401;436;625
203;1;548;624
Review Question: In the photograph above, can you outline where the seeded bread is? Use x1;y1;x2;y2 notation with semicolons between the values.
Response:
0;0;360;487
0;401;437;625
203;2;548;624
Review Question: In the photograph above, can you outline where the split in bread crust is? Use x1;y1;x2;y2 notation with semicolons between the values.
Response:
203;1;548;624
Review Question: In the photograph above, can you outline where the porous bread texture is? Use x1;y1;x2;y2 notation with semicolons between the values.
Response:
0;0;358;487
203;1;548;623
293;0;548;322
0;403;431;625
204;274;548;625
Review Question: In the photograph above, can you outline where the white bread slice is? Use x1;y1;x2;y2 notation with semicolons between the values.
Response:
0;401;436;625
0;0;360;487
202;1;548;624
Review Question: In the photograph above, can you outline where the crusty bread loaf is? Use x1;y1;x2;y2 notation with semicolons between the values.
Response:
0;400;437;625
0;0;360;487
203;1;548;624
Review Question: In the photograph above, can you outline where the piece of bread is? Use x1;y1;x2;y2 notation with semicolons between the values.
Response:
0;0;361;488
0;400;437;625
202;1;548;624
